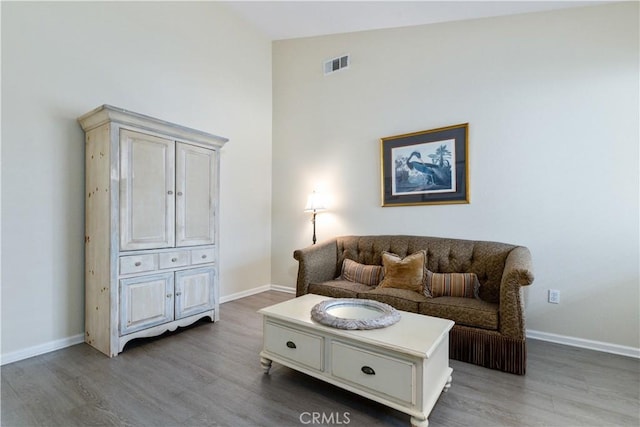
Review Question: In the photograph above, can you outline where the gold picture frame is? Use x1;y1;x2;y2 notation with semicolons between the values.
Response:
381;123;469;206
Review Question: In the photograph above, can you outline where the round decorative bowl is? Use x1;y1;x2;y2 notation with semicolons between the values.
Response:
310;298;401;330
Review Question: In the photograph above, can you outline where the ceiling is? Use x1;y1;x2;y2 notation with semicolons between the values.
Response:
223;1;608;41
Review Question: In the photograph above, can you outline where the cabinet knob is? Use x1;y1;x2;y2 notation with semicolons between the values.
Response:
167;190;174;195
177;191;183;196
166;294;172;298
201;254;207;259
286;341;297;349
134;262;142;267
171;258;177;262
176;292;182;296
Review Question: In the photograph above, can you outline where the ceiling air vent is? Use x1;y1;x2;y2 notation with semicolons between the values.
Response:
324;54;350;75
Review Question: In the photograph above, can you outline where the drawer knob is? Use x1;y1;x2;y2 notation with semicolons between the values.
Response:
286;341;297;349
201;254;207;259
171;258;177;262
361;366;376;375
134;262;142;267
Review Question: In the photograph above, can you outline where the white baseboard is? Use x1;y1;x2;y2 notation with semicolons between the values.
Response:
218;283;295;304
526;329;640;359
1;333;85;366
2;285;294;366
268;284;296;294
5;291;635;366
219;284;272;303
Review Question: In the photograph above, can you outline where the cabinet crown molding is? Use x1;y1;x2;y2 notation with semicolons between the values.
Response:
78;104;228;148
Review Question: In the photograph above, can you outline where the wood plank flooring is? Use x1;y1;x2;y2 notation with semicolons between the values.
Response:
2;291;639;426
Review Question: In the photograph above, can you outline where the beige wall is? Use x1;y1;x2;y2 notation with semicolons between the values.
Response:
2;1;638;362
272;3;639;349
1;2;272;359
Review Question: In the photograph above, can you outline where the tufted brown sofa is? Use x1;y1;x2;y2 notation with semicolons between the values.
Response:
293;235;534;375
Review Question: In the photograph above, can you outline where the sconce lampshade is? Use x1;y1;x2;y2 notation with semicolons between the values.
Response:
304;191;328;212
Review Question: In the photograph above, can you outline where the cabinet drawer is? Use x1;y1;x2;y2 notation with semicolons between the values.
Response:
331;341;415;405
190;248;215;265
159;251;189;269
120;254;158;275
264;322;323;371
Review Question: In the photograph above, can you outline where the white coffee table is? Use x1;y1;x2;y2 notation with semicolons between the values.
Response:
259;294;454;427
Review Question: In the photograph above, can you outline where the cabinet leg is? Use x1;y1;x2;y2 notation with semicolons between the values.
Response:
260;357;272;374
443;375;453;392
410;416;428;427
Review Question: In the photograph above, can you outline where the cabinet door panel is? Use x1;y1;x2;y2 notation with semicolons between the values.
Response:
176;143;216;247
175;267;215;319
120;130;175;250
120;273;174;335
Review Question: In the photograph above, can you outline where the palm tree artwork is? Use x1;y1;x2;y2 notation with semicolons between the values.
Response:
392;142;454;195
429;144;452;168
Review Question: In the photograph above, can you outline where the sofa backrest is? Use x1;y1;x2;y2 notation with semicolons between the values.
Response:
336;235;517;303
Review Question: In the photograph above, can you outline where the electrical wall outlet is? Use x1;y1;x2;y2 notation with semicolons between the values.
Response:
548;289;560;304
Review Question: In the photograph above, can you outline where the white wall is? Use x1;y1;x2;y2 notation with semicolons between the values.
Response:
272;3;639;349
1;2;272;359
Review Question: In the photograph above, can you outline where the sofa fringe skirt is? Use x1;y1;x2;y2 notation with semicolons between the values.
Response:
450;325;527;375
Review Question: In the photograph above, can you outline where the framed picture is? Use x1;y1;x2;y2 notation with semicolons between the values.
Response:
380;123;469;206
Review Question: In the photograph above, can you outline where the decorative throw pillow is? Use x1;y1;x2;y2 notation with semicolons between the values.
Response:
426;270;480;298
341;259;384;286
377;251;426;293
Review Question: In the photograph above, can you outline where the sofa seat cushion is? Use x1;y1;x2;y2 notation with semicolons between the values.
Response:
420;297;499;330
357;287;429;312
308;280;373;298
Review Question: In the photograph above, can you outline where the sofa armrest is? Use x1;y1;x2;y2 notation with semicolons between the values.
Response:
293;239;339;296
499;246;535;340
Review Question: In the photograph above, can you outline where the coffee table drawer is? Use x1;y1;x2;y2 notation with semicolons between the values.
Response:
331;341;415;405
264;322;324;371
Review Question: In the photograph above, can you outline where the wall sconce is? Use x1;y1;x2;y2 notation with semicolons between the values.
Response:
304;190;328;245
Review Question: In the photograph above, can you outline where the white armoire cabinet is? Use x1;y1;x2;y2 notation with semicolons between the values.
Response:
79;105;228;357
